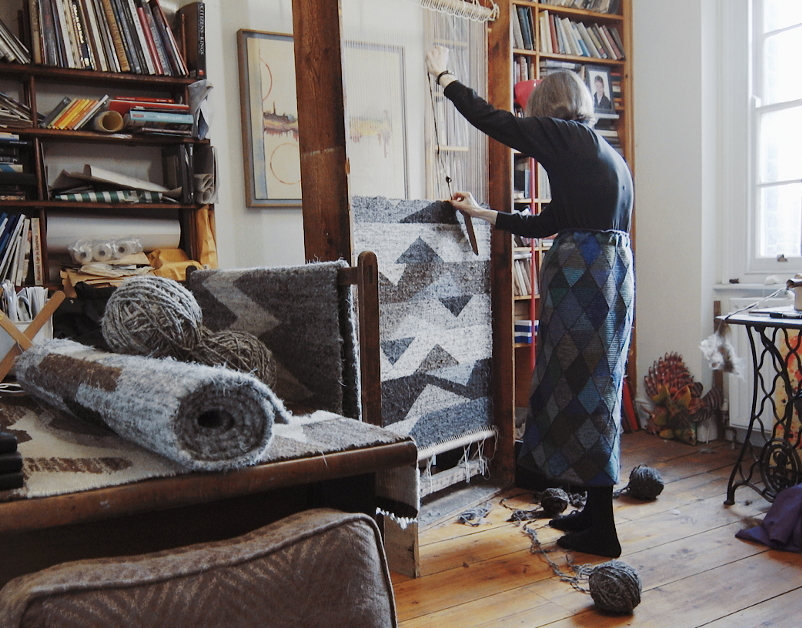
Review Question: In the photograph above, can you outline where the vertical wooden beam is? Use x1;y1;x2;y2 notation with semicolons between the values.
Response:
486;4;515;485
291;0;353;263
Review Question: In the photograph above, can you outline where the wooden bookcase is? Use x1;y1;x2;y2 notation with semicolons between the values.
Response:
0;2;210;288
490;0;634;414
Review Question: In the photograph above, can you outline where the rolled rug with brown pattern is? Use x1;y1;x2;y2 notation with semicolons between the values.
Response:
14;339;290;471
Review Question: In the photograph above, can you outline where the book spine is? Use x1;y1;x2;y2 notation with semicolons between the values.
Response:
69;0;95;68
41;96;71;127
51;97;84;129
124;0;155;73
30;216;43;285
124;110;193;125
140;0;170;76
150;0;187;76
99;0;129;72
38;0;58;65
110;0;140;73
28;0;44;64
91;0;119;72
178;1;204;77
80;0;107;71
53;0;78;67
135;3;163;74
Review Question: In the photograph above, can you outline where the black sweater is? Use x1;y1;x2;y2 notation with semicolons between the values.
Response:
443;81;633;238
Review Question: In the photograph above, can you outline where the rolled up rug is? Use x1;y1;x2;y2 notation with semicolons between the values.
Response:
14;339;290;471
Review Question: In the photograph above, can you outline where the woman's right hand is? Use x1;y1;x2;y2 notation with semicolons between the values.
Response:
450;191;482;217
450;191;498;225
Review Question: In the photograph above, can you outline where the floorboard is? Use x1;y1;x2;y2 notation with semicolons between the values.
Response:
393;431;802;628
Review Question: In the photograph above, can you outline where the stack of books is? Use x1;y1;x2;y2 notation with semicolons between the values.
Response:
540;0;622;15
0;16;31;63
27;0;187;76
0;213;42;286
110;96;193;136
0;429;23;491
0;92;40;129
539;12;626;60
0;133;35;201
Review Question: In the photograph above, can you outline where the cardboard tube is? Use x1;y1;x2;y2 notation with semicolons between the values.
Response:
92;110;124;133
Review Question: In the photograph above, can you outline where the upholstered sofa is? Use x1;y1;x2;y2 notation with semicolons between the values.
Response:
0;508;398;628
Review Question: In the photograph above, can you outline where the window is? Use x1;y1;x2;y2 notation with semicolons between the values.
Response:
753;0;802;262
721;0;802;280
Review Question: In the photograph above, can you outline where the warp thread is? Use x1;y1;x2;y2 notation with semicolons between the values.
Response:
614;464;665;501
457;502;491;526
503;488;584;523
102;276;276;386
522;523;642;614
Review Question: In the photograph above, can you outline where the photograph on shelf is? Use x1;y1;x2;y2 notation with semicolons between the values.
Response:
342;42;408;199
586;65;615;114
237;29;302;208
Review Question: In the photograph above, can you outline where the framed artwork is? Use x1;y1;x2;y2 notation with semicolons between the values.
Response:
586;65;615;114
237;30;301;207
342;42;408;198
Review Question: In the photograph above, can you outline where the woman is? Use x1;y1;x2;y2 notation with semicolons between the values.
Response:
426;47;634;558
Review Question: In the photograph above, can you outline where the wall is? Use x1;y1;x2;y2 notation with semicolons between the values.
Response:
201;0;305;269
631;0;719;399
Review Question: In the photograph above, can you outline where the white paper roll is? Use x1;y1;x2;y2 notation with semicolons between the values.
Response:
114;238;142;258
47;215;181;254
92;242;114;262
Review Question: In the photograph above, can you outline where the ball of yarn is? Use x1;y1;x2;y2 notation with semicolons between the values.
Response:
192;328;277;387
626;464;665;500
102;276;204;359
540;487;570;517
588;560;642;614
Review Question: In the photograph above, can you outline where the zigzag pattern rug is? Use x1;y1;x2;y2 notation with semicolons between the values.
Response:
352;197;494;451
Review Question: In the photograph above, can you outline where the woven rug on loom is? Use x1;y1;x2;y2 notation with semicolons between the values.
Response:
186;262;360;420
352;197;494;451
0;395;415;518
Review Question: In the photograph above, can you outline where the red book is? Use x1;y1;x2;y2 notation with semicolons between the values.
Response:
137;6;163;74
108;99;190;115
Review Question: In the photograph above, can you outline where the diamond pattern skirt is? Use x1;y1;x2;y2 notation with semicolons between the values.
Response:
519;230;634;487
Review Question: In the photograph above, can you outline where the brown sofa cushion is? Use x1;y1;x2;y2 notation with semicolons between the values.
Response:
0;509;397;628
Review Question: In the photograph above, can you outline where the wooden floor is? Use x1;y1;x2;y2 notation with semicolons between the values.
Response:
391;431;802;628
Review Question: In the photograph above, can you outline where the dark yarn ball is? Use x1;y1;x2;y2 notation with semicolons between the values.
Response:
539;487;570;517
588;560;642;614
626;464;665;500
191;328;277;388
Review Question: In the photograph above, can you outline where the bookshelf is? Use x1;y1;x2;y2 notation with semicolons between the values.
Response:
0;0;210;289
497;0;634;410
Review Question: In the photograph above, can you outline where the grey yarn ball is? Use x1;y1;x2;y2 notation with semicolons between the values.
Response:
192;329;277;387
588;560;642;614
626;464;665;500
102;276;204;359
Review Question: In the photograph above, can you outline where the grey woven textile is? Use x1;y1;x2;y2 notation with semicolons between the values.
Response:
14;339;290;472
352;196;493;450
186;262;360;420
519;230;634;487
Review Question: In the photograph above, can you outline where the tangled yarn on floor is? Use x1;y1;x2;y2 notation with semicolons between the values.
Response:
614;464;665;501
588;560;643;613
102;276;276;386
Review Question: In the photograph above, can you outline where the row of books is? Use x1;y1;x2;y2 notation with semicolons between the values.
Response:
0;134;35;201
539;0;622;15
0;213;43;287
0;15;31;63
26;0;188;76
538;12;626;60
0;91;41;129
0;430;23;491
514;318;536;345
513;250;537;297
42;95;193;135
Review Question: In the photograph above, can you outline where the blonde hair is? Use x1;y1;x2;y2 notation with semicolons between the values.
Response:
525;70;595;124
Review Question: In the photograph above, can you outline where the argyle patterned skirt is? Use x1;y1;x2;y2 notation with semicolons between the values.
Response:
519;230;634;487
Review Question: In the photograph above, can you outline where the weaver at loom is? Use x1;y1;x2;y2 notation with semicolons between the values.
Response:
427;46;634;558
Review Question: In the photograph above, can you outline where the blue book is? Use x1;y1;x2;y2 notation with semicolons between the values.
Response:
124;110;194;126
